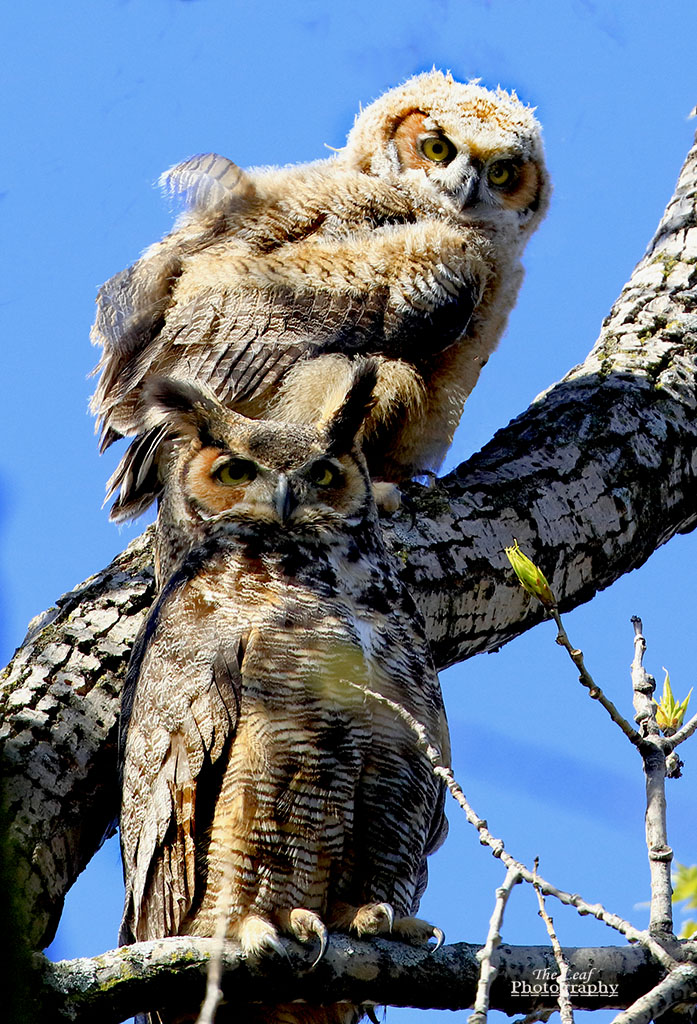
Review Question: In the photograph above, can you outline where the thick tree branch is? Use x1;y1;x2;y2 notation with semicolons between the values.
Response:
1;131;695;967
0;532;155;948
31;937;668;1024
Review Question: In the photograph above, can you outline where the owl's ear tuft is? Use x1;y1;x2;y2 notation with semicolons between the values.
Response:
107;378;233;523
323;358;379;455
107;425;170;522
140;377;224;440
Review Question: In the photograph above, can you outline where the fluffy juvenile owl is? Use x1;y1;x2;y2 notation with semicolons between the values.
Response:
119;362;450;1024
92;69;549;521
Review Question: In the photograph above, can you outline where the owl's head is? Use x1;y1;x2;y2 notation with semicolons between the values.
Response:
342;69;549;237
141;360;379;571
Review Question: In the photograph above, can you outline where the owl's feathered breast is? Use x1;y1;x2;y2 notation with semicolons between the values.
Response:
120;532;447;943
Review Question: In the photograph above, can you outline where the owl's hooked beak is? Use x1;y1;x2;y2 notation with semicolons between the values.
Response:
272;474;296;523
457;170;481;209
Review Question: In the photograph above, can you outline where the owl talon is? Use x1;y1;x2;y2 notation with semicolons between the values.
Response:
391;915;444;949
238;914;288;958
350;901;395;937
311;929;328;968
286;908;329;967
378;902;394;933
399;490;419;531
268;935;289;959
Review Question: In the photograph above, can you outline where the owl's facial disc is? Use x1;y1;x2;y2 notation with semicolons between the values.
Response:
182;442;364;531
280;457;353;526
390;109;541;216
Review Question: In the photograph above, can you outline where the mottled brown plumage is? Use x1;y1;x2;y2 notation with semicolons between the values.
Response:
119;365;450;1023
91;70;549;521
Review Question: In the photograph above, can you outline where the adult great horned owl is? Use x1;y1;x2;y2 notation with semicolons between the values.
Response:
92;69;549;521
119;363;450;1023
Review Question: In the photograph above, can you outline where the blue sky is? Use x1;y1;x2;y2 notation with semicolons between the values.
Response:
3;3;697;1022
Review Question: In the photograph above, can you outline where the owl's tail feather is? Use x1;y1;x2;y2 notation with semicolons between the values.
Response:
159;153;255;215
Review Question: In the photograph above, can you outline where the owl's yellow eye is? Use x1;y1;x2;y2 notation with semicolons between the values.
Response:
487;160;519;189
213;457;257;486
309;460;342;488
419;135;456;164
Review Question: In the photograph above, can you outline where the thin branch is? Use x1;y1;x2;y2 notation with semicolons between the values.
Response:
630;618;674;938
343;679;680;972
630;618;661;740
533;858;575;1024
195;907;229;1024
551;607;642;748
469;865;521;1024
549;607;679;938
196;813;241;1024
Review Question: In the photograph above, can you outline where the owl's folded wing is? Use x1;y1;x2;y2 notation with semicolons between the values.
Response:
98;221;486;522
119;577;245;944
92;205;488;441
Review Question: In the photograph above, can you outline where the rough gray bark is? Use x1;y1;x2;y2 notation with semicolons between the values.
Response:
1;533;155;949
33;936;664;1024
1;126;696;1019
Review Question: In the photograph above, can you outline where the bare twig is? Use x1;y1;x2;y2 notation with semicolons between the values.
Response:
343;680;680;972
630;618;661;740
195;904;230;1024
197;815;250;1024
630;618;674;938
551;607;642;748
549;605;682;940
533;858;574;1024
469;865;522;1024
